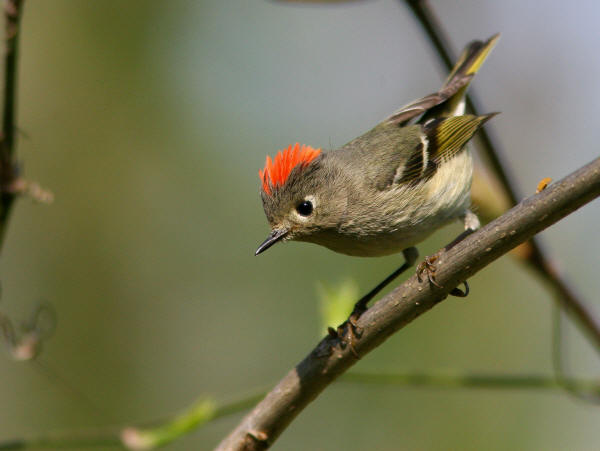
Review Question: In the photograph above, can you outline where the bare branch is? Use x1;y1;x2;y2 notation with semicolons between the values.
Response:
216;156;600;450
0;0;24;247
2;0;21;152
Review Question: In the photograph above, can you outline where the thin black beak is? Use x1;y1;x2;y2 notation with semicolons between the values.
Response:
255;229;288;255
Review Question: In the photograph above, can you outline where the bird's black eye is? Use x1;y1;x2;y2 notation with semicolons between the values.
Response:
296;200;313;216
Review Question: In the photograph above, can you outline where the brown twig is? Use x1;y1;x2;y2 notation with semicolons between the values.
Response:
216;156;600;450
403;0;600;352
0;0;23;248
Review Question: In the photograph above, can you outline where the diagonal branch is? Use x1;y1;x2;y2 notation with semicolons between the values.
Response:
216;155;600;451
404;0;516;202
403;0;600;353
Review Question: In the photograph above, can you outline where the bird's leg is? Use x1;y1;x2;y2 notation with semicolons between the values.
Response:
331;247;419;356
417;209;480;295
349;247;419;324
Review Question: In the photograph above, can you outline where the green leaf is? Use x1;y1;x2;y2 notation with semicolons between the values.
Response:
317;279;358;335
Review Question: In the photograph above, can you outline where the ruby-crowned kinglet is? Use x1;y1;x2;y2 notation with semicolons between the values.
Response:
255;35;498;291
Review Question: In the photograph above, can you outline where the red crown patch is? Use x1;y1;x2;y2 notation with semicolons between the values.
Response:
259;143;321;195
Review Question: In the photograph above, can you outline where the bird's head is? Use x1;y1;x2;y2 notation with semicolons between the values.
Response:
255;143;347;255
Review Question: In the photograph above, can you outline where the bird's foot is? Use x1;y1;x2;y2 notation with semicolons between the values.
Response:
328;304;366;358
416;253;470;298
416;253;442;287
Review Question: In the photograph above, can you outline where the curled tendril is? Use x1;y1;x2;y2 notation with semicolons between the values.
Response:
0;302;57;361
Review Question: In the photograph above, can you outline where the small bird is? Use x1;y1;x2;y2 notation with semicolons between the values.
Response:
256;35;499;327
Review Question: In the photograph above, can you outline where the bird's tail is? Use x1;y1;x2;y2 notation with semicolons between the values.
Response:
440;33;500;116
386;34;499;126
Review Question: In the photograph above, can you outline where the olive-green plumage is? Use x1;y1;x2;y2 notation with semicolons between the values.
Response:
256;35;499;258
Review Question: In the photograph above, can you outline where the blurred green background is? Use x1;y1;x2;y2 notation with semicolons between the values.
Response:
1;0;599;449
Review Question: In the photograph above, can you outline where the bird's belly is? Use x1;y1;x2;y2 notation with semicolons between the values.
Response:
307;226;435;257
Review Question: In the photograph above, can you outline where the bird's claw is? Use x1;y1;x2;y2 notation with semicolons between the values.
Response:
417;254;470;298
449;280;470;297
416;254;442;288
328;308;365;358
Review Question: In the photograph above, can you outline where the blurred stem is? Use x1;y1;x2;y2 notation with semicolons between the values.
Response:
3;368;599;450
0;0;23;248
0;432;121;450
0;392;266;450
550;300;600;402
344;371;600;395
403;0;600;355
121;392;265;450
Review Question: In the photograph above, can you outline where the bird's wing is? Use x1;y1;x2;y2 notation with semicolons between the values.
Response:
393;114;497;186
339;113;495;191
